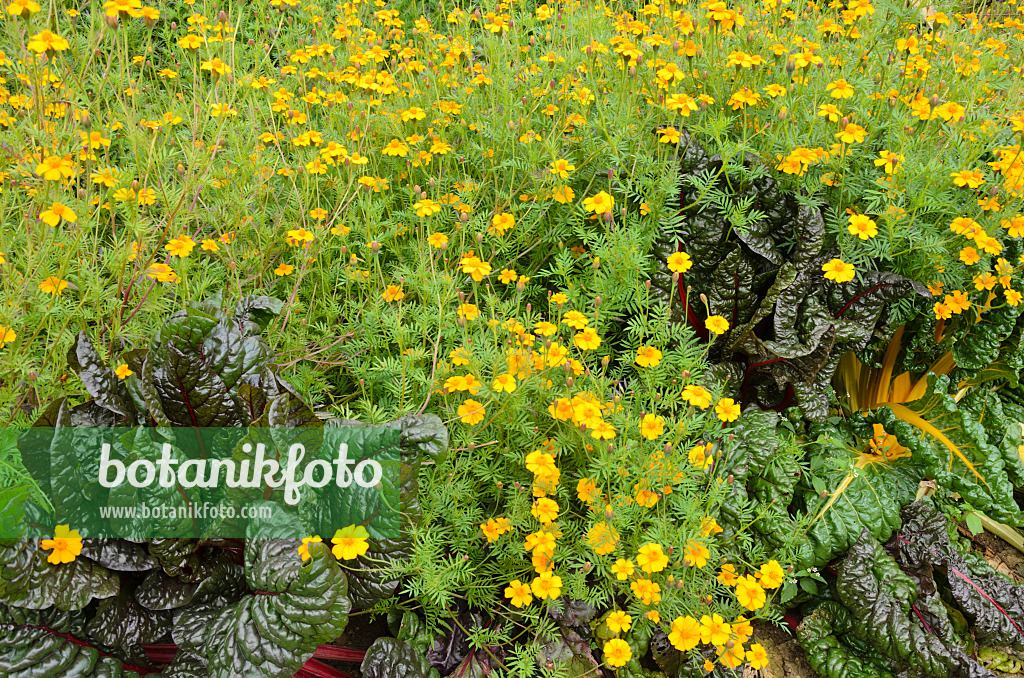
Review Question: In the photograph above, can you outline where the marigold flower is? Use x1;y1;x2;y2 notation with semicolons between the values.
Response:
27;30;69;53
637;543;669;573
460;256;492;282
530;571;562;600
603;638;632;667
681;384;712;409
669;616;702;651
331;525;370;560
574;328;601;350
629;577;661;604
667;251;693;273
747;644;770;670
735;574;767;610
635;345;662;368
39;276;69;296
847;214;877;240
504;580;532;607
715;398;740;422
40;525;82;564
822;258;855;283
684;539;710;568
457;399;485;425
115;364;133;379
611;558;634;580
298;536;322;561
759;560;785;589
705;315;730;335
0;326;17;350
582;190;614;215
606;610;632;634
639;413;665;440
836;123;867;144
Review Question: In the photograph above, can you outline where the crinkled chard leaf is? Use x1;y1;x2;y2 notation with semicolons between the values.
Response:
363;637;438;678
0;538;118;611
86;585;171;648
0;604;142;677
797;601;895;678
79;540;157;572
175;539;350;678
67;332;136;424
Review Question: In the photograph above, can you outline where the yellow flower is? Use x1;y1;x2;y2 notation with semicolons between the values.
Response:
274;264;294;277
382;285;405;302
201;239;220;252
490;212;515;235
667;251;693;273
573;328;601;350
39;202;77;227
27;30;69;53
530;571;562;600
493;373;517;393
499;269;517;284
847;214;877;240
457;303;480;321
298;535;322;561
549;159;576;178
759;560;785;589
457;399;485;425
115;364;133;379
718;563;739;585
951;169;984;188
531;497;559;524
934;301;953;320
639;413;665;440
681;385;712;409
747;644;769;670
40;525;82;564
504;580;533;608
603;639;632;668
587;521;619;555
0;326;16;350
331;525;370;560
35;155;76;181
428;232;448;248
582;190;614;215
826;78;855;98
629;578;661;604
705;315;730;335
165;236;196;258
481;517;510;542
669;616;702;651
611;558;634;580
7;0;41;17
606;611;632;634
460;256;492;282
836;123;866;144
39;276;69;296
635;346;662;368
636;543;668;573
735;574;767;610
821;258;855;283
701;613;731;646
683;539;710;568
715;398;740;422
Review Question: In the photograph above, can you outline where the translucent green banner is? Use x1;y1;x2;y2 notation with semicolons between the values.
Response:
1;426;401;539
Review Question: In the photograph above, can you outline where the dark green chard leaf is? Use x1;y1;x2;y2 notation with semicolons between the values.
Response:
894;503;1024;653
85;585;171;648
234;295;285;332
79;540;157;572
0;538;118;611
0;604;144;677
868;374;1023;524
321;415;447;608
173;539;350;678
362;637;439;678
67;332;136;424
837;529;996;678
797;601;895;678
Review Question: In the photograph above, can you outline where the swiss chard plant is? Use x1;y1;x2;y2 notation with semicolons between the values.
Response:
0;297;449;677
796;502;1024;678
651;134;930;420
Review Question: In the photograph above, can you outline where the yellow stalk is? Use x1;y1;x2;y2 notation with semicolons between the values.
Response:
811;470;856;525
875;326;904;409
884;402;987;486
